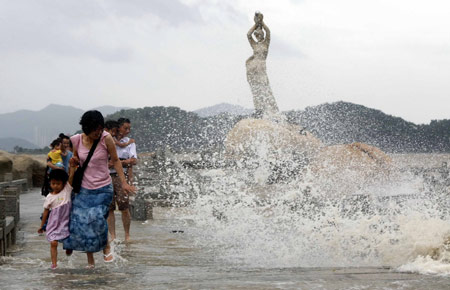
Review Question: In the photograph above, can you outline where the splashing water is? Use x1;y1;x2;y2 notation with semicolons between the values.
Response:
172;158;450;273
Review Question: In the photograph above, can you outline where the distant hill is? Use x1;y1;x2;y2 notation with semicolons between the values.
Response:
0;137;40;152
0;104;129;147
285;101;450;153
3;102;448;153
107;102;450;153
107;106;242;152
92;105;131;116
194;103;253;117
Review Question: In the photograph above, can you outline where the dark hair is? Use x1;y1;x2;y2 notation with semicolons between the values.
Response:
50;138;62;148
105;120;119;130
117;118;131;127
59;133;73;148
80;110;104;134
59;133;69;140
49;169;68;184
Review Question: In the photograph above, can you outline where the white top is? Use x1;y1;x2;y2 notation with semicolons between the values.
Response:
110;137;137;174
43;183;72;210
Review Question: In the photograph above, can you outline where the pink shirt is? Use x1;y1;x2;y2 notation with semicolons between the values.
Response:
71;131;111;189
43;183;72;209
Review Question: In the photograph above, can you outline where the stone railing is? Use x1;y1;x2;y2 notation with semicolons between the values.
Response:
0;174;27;256
131;149;221;221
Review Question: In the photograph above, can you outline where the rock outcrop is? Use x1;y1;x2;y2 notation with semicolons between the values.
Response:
225;118;322;162
0;155;13;181
0;150;46;187
309;142;392;195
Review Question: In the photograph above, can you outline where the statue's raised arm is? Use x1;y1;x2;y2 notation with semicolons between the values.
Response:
247;23;258;48
247;12;270;53
261;20;270;45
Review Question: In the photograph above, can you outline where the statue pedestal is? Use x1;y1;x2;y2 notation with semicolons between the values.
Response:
226;118;322;161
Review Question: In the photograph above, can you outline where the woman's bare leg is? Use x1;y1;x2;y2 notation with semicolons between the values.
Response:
86;252;95;267
107;209;116;241
103;241;113;262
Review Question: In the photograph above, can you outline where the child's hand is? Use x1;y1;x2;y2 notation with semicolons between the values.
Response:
128;138;135;144
38;228;44;234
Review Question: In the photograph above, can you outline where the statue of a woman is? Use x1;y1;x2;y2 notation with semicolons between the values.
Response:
246;12;280;119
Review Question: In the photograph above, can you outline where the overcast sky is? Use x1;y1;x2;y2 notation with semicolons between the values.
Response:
1;0;449;124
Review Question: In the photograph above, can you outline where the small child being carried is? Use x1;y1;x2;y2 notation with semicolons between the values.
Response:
104;120;134;148
47;138;67;169
38;165;75;269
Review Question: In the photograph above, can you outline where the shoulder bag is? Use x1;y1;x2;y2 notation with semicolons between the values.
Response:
72;137;100;193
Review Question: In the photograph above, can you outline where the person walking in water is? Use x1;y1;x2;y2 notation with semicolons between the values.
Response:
107;118;137;243
63;110;135;268
38;168;75;269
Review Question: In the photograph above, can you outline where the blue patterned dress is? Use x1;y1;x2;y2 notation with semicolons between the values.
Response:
63;184;113;252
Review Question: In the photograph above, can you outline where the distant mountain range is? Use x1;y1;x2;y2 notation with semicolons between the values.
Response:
106;102;450;153
2;102;449;153
0;104;129;150
0;137;40;152
194;103;253;117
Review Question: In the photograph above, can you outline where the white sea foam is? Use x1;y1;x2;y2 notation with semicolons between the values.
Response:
397;255;450;276
178;166;450;272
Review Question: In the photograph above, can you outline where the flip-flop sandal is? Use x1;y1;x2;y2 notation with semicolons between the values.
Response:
104;252;115;263
85;264;95;269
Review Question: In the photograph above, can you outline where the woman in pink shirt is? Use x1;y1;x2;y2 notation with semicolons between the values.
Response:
63;110;134;269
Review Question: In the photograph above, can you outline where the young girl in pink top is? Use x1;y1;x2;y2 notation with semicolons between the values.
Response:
38;167;75;269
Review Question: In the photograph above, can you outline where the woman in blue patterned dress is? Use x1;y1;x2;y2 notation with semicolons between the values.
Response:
63;110;135;268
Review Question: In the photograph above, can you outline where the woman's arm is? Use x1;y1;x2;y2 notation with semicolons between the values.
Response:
67;136;80;185
247;24;257;47
262;21;270;45
127;167;134;184
121;157;137;168
68;158;77;186
47;160;60;170
114;138;129;148
71;137;79;160
105;135;136;194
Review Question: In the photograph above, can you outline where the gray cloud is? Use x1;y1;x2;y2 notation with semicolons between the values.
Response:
104;0;203;25
0;0;203;61
1;0;449;124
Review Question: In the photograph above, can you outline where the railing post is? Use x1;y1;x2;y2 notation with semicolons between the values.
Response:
0;196;6;256
4;187;20;223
